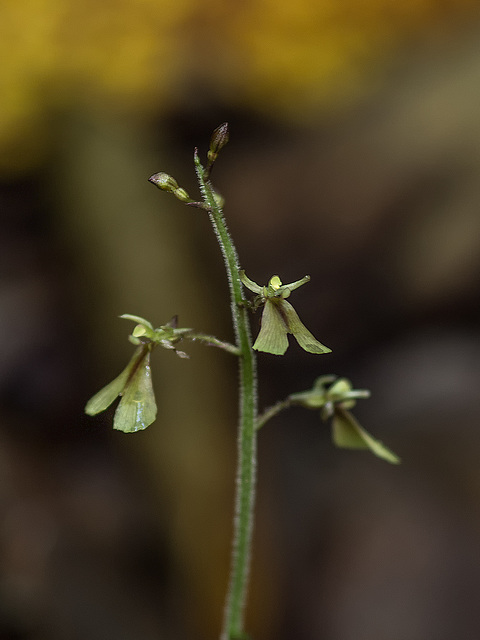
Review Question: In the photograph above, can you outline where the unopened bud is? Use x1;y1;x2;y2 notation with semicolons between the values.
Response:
148;172;179;193
209;122;229;156
174;187;193;203
207;122;229;165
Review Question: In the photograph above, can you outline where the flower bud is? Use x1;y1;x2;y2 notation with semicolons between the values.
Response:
209;122;229;156
173;187;193;203
148;172;179;193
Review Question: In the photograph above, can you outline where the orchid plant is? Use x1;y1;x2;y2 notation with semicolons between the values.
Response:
85;123;399;640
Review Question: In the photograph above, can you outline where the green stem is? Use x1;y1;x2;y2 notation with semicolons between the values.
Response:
187;332;241;356
194;150;258;640
256;397;293;430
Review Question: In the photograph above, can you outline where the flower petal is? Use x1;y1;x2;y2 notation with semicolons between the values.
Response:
113;348;157;432
332;408;400;464
253;299;289;355
85;346;145;415
239;270;263;294
278;275;310;298
280;300;331;354
120;314;154;330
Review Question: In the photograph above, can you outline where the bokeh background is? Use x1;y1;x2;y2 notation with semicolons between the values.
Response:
2;1;480;638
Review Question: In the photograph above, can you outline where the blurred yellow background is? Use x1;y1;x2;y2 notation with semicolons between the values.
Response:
2;0;478;173
1;1;480;639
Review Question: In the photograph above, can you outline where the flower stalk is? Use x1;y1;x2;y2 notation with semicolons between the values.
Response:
194;148;258;640
187;332;241;356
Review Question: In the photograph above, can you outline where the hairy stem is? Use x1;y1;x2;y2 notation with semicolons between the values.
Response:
194;151;258;640
256;397;293;430
187;332;241;356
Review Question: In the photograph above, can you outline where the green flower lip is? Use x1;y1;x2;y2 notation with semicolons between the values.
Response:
85;343;157;433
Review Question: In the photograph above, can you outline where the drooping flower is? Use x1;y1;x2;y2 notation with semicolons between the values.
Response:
85;342;156;433
290;376;400;464
239;271;331;356
85;315;190;432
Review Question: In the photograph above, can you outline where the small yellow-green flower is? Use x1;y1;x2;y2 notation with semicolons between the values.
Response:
85;315;190;433
239;271;331;356
290;376;400;464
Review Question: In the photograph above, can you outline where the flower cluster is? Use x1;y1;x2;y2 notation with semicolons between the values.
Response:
85;129;399;470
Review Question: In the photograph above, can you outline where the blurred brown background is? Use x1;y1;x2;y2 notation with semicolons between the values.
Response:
1;1;480;639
